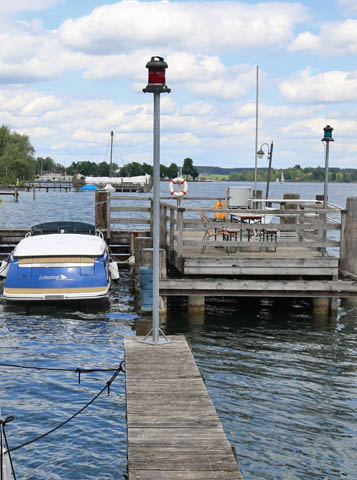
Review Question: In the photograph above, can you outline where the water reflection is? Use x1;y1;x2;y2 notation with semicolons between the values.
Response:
165;296;357;480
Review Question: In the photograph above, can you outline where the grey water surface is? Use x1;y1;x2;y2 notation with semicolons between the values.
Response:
0;182;356;479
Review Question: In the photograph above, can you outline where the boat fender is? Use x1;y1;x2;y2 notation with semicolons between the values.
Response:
169;177;188;198
109;260;120;281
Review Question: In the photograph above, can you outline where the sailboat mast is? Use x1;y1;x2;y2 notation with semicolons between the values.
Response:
109;130;114;177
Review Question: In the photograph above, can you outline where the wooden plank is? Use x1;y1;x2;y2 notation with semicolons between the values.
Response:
110;218;151;224
184;267;337;276
125;336;242;479
183;257;338;267
130;472;241;479
160;279;357;293
182;239;340;248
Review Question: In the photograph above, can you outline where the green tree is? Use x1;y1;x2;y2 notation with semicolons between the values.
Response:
182;157;199;180
0;125;36;184
167;162;178;179
160;164;169;178
119;162;145;177
98;161;110;176
142;163;153;175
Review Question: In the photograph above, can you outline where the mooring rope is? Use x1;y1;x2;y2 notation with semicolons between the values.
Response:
1;416;17;480
5;361;124;455
0;362;125;384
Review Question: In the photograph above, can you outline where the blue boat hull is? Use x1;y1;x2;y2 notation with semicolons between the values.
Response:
3;255;110;302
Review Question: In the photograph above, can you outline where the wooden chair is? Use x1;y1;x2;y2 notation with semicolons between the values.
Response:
199;211;227;254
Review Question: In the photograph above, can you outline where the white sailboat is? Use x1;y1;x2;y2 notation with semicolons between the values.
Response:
280;171;285;183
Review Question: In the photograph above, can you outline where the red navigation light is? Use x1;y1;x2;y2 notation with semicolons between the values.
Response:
143;56;171;93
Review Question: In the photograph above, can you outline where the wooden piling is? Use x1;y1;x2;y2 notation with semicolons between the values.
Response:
340;197;357;279
188;295;205;313
281;193;300;230
95;191;109;234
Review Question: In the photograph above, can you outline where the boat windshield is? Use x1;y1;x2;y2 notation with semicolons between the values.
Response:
31;221;96;236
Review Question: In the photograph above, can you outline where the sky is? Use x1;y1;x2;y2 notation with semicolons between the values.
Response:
0;0;356;170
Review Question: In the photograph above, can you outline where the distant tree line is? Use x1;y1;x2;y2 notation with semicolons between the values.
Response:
227;165;357;183
2;125;357;184
67;157;199;180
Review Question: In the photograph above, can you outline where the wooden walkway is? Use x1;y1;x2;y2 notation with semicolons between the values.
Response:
124;335;243;479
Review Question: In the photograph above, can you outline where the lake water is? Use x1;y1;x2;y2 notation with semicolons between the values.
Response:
0;182;356;479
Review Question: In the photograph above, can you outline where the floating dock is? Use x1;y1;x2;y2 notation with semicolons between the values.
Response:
125;335;243;479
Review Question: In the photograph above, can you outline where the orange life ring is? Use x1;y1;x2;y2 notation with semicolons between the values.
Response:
214;200;226;220
169;177;188;198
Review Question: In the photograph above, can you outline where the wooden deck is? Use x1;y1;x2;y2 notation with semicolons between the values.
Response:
171;231;339;277
125;335;243;479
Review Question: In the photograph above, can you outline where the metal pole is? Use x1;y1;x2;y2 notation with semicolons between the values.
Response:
152;92;160;343
266;142;273;200
109;130;114;177
322;141;330;256
323;141;329;211
254;66;259;198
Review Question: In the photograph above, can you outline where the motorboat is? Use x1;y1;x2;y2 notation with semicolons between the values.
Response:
0;221;119;302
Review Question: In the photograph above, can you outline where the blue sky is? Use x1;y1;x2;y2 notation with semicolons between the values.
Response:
0;0;356;170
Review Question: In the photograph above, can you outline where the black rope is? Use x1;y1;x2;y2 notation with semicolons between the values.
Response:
0;363;123;384
1;416;17;480
6;361;124;454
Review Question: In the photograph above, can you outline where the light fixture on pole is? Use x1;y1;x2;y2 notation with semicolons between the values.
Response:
321;125;334;256
256;141;273;200
142;56;171;345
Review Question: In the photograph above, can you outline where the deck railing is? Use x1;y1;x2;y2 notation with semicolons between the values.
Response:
159;199;341;264
95;192;342;261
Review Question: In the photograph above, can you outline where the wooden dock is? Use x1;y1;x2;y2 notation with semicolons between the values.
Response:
125;335;243;479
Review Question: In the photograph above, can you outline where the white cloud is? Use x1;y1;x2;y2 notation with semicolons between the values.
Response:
1;0;61;14
279;68;357;103
336;0;357;13
59;1;308;55
0;22;87;84
288;19;357;55
288;31;321;51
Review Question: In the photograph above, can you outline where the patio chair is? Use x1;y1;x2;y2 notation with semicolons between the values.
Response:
199;211;229;254
259;207;278;251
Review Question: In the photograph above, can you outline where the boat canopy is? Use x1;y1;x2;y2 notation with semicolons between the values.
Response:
13;233;106;258
31;221;96;236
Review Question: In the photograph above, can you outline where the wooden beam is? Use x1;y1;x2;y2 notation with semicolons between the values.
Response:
159;279;357;297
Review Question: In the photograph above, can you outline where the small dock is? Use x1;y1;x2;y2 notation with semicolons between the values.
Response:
0;189;19;201
125;335;243;479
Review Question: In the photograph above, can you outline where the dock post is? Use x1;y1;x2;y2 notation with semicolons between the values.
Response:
14;187;18;202
340;197;357;279
141;247;167;316
134;236;153;289
159;204;168;249
32;185;36;200
188;295;205;313
329;297;338;315
281;193;300;230
177;207;184;269
95;190;109;238
313;297;330;319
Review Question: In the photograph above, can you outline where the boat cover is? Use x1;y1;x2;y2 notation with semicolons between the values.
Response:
13;234;106;258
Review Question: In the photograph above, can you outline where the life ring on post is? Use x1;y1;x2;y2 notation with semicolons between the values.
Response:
214;200;227;221
169;177;188;198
